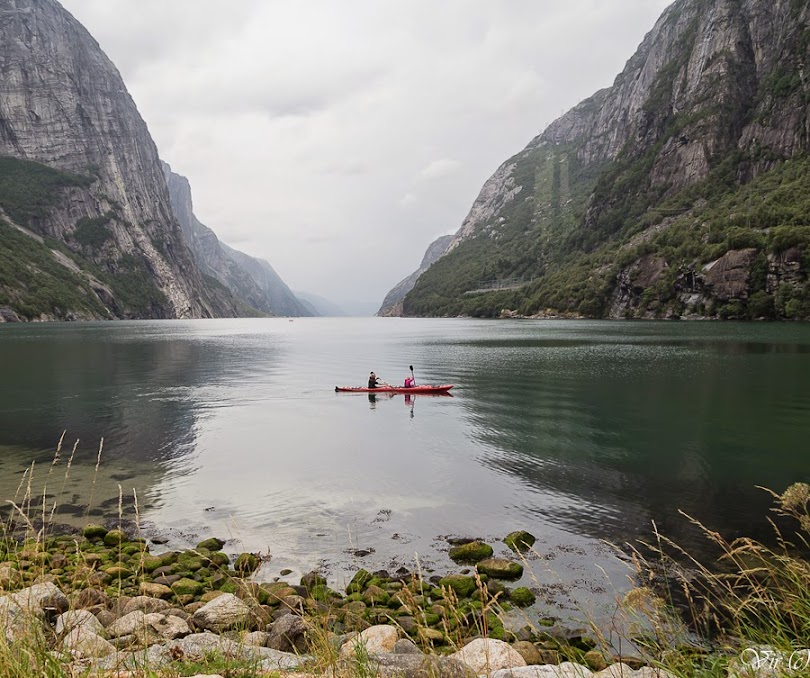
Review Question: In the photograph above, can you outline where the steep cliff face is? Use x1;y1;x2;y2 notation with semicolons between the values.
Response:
405;0;810;320
377;235;454;316
0;0;238;320
219;242;312;317
162;163;312;317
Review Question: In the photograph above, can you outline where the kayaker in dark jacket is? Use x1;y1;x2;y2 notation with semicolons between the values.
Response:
368;372;382;389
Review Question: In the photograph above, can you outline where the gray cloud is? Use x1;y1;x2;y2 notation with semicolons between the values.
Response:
61;0;673;311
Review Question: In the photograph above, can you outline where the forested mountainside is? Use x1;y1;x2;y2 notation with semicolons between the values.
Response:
401;0;810;321
162;164;313;318
378;235;454;316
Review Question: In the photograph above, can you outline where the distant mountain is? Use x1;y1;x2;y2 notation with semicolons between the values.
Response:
162;163;312;317
0;0;240;321
377;235;454;316
294;292;346;317
403;0;810;321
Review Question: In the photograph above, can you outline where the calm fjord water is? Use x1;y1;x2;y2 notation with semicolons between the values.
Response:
1;318;809;611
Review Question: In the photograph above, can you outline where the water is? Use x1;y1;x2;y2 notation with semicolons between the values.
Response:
1;318;809;621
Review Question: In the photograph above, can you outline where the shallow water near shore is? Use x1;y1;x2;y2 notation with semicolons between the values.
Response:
1;318;809;624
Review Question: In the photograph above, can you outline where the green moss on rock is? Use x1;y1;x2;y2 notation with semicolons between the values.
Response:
346;568;373;594
234;553;260;576
510;587;536;607
171;577;204;597
449;540;494;563
439;574;477;598
103;530;127;547
504;530;536;553
196;538;225;551
82;525;108;541
476;558;523;580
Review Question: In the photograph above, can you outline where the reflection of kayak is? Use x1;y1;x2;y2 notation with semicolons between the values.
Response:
335;384;454;394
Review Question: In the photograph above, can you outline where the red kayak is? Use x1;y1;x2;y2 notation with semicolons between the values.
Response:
335;384;454;394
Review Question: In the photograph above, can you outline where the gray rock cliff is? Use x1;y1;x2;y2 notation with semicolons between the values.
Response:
404;0;810;320
0;0;239;320
162;162;313;317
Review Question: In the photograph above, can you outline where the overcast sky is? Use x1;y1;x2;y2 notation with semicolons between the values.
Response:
60;0;672;314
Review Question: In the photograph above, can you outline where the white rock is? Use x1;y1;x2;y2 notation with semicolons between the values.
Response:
55;609;105;637
11;582;68;614
243;630;270;646
145;612;190;640
491;663;594;678
63;627;116;658
340;624;399;656
191;593;253;632
451;638;527;674
107;610;148;637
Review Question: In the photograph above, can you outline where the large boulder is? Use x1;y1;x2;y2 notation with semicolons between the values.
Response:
191;593;253;632
451;638;527;674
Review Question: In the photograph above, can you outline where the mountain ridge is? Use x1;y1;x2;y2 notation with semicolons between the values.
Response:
162;162;313;318
398;0;810;321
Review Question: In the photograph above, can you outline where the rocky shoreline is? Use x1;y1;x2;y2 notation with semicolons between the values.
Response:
0;524;686;677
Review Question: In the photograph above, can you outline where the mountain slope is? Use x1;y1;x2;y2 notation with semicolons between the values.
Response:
162;163;312;317
377;235;454;316
0;0;239;321
404;0;810;320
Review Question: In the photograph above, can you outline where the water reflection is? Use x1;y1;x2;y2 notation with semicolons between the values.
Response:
439;323;810;553
0;321;285;521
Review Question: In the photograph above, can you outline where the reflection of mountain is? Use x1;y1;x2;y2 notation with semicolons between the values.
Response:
439;330;810;554
0;324;280;467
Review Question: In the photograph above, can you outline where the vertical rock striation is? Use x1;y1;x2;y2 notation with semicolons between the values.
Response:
0;0;237;319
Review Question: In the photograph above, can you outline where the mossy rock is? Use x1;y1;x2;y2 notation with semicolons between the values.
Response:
177;552;205;572
219;580;238;594
301;570;327;590
139;555;163;573
209;552;229;568
171;577;204;597
346;568;373;594
504;530;536;553
476;558;523;580
449;540;493;563
234;553;260;576
311;584;341;602
362;584;390;606
196;538;225;551
583;650;608;672
103;530;127;547
438;574;477;598
121;544;144;557
82;525;108;541
104;565;132;579
421;627;445;644
510;587;536;607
